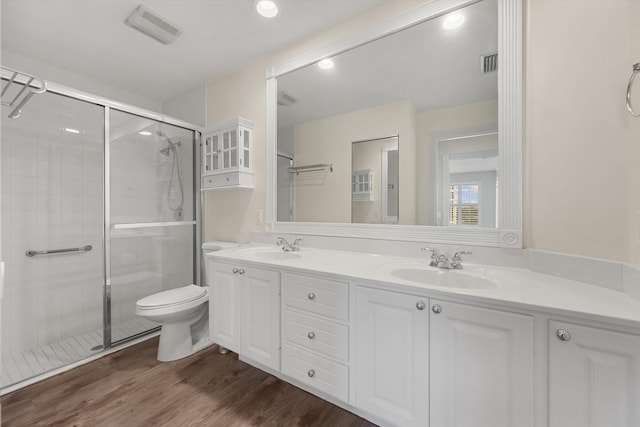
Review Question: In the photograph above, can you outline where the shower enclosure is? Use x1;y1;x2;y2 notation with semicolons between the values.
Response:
0;78;200;390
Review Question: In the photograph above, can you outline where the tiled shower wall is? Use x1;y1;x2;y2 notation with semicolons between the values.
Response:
1;93;105;358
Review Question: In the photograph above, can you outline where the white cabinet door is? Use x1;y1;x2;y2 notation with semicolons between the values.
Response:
241;267;281;371
549;321;640;427
429;300;534;427
209;261;241;353
355;286;429;427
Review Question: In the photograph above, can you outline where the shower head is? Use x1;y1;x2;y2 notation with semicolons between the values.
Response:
157;131;181;155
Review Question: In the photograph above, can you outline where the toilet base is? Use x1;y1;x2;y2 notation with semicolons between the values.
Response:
155;303;208;362
157;322;193;361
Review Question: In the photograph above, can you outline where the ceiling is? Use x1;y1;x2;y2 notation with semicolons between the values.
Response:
277;0;498;129
1;0;380;103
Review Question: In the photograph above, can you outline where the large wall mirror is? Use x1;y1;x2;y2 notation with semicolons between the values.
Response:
266;0;522;248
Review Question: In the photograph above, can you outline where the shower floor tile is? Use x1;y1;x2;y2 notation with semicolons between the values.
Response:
1;317;157;389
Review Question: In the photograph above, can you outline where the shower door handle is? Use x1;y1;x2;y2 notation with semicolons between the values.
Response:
26;245;93;257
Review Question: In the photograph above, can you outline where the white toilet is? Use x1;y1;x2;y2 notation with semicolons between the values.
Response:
135;241;239;362
135;284;209;361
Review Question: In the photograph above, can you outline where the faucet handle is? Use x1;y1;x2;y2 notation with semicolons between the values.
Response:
292;238;303;251
453;250;472;258
451;250;471;269
421;247;439;267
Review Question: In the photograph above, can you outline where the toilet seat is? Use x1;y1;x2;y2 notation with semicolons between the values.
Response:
137;284;207;309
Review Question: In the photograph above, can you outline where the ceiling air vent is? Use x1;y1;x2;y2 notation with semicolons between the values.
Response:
125;5;183;45
480;53;498;73
277;91;298;107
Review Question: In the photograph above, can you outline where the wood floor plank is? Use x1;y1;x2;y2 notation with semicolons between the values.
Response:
2;338;376;427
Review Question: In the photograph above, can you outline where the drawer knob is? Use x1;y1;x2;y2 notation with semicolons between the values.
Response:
307;369;315;378
416;301;426;311
232;268;239;274
431;304;442;314
307;292;316;301
238;269;245;275
307;331;316;340
556;329;571;342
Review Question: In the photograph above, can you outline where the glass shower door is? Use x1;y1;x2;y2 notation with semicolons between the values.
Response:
1;92;105;388
107;109;195;345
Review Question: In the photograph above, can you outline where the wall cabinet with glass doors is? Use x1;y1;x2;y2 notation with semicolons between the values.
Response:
202;117;253;189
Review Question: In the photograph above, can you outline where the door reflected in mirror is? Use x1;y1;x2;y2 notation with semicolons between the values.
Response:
352;136;399;224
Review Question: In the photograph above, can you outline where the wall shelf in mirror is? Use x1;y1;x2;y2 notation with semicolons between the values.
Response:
265;0;523;248
288;163;333;175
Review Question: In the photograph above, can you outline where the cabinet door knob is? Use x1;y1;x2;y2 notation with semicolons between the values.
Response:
416;301;426;311
238;269;245;275
307;292;316;300
307;331;316;340
232;268;239;274
431;304;442;314
556;329;571;342
307;369;315;378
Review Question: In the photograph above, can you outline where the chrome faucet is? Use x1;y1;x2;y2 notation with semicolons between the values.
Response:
277;237;302;252
422;248;471;269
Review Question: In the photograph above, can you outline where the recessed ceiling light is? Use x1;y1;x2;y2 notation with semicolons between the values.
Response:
139;131;152;136
443;12;465;30
318;59;334;70
255;0;279;18
63;127;80;134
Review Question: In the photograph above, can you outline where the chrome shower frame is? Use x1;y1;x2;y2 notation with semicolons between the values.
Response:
38;80;203;351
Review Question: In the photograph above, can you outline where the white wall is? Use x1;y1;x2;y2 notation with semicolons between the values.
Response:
162;84;206;127
526;0;640;264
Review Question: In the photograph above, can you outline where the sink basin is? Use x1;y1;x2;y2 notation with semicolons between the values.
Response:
237;247;302;261
390;268;496;289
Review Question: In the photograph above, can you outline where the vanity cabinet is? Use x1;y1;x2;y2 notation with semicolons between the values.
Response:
355;286;429;427
354;288;534;427
429;299;534;427
548;321;640;427
281;273;350;402
208;260;280;370
209;261;241;352
201;117;253;190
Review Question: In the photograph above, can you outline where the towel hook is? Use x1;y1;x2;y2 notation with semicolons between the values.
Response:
626;62;640;117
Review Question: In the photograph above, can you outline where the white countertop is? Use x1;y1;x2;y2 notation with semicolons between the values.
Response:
207;244;640;328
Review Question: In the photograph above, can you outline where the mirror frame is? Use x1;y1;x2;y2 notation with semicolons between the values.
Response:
265;0;523;248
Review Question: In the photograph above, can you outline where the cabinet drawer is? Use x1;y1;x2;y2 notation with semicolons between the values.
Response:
202;172;240;188
283;309;349;362
282;273;348;321
282;344;348;402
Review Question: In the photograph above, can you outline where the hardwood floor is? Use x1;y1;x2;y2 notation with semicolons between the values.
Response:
1;338;376;427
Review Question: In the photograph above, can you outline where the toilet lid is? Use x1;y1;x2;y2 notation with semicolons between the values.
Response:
137;284;207;308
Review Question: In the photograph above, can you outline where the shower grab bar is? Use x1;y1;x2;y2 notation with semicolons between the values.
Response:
26;245;92;257
627;62;640;117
